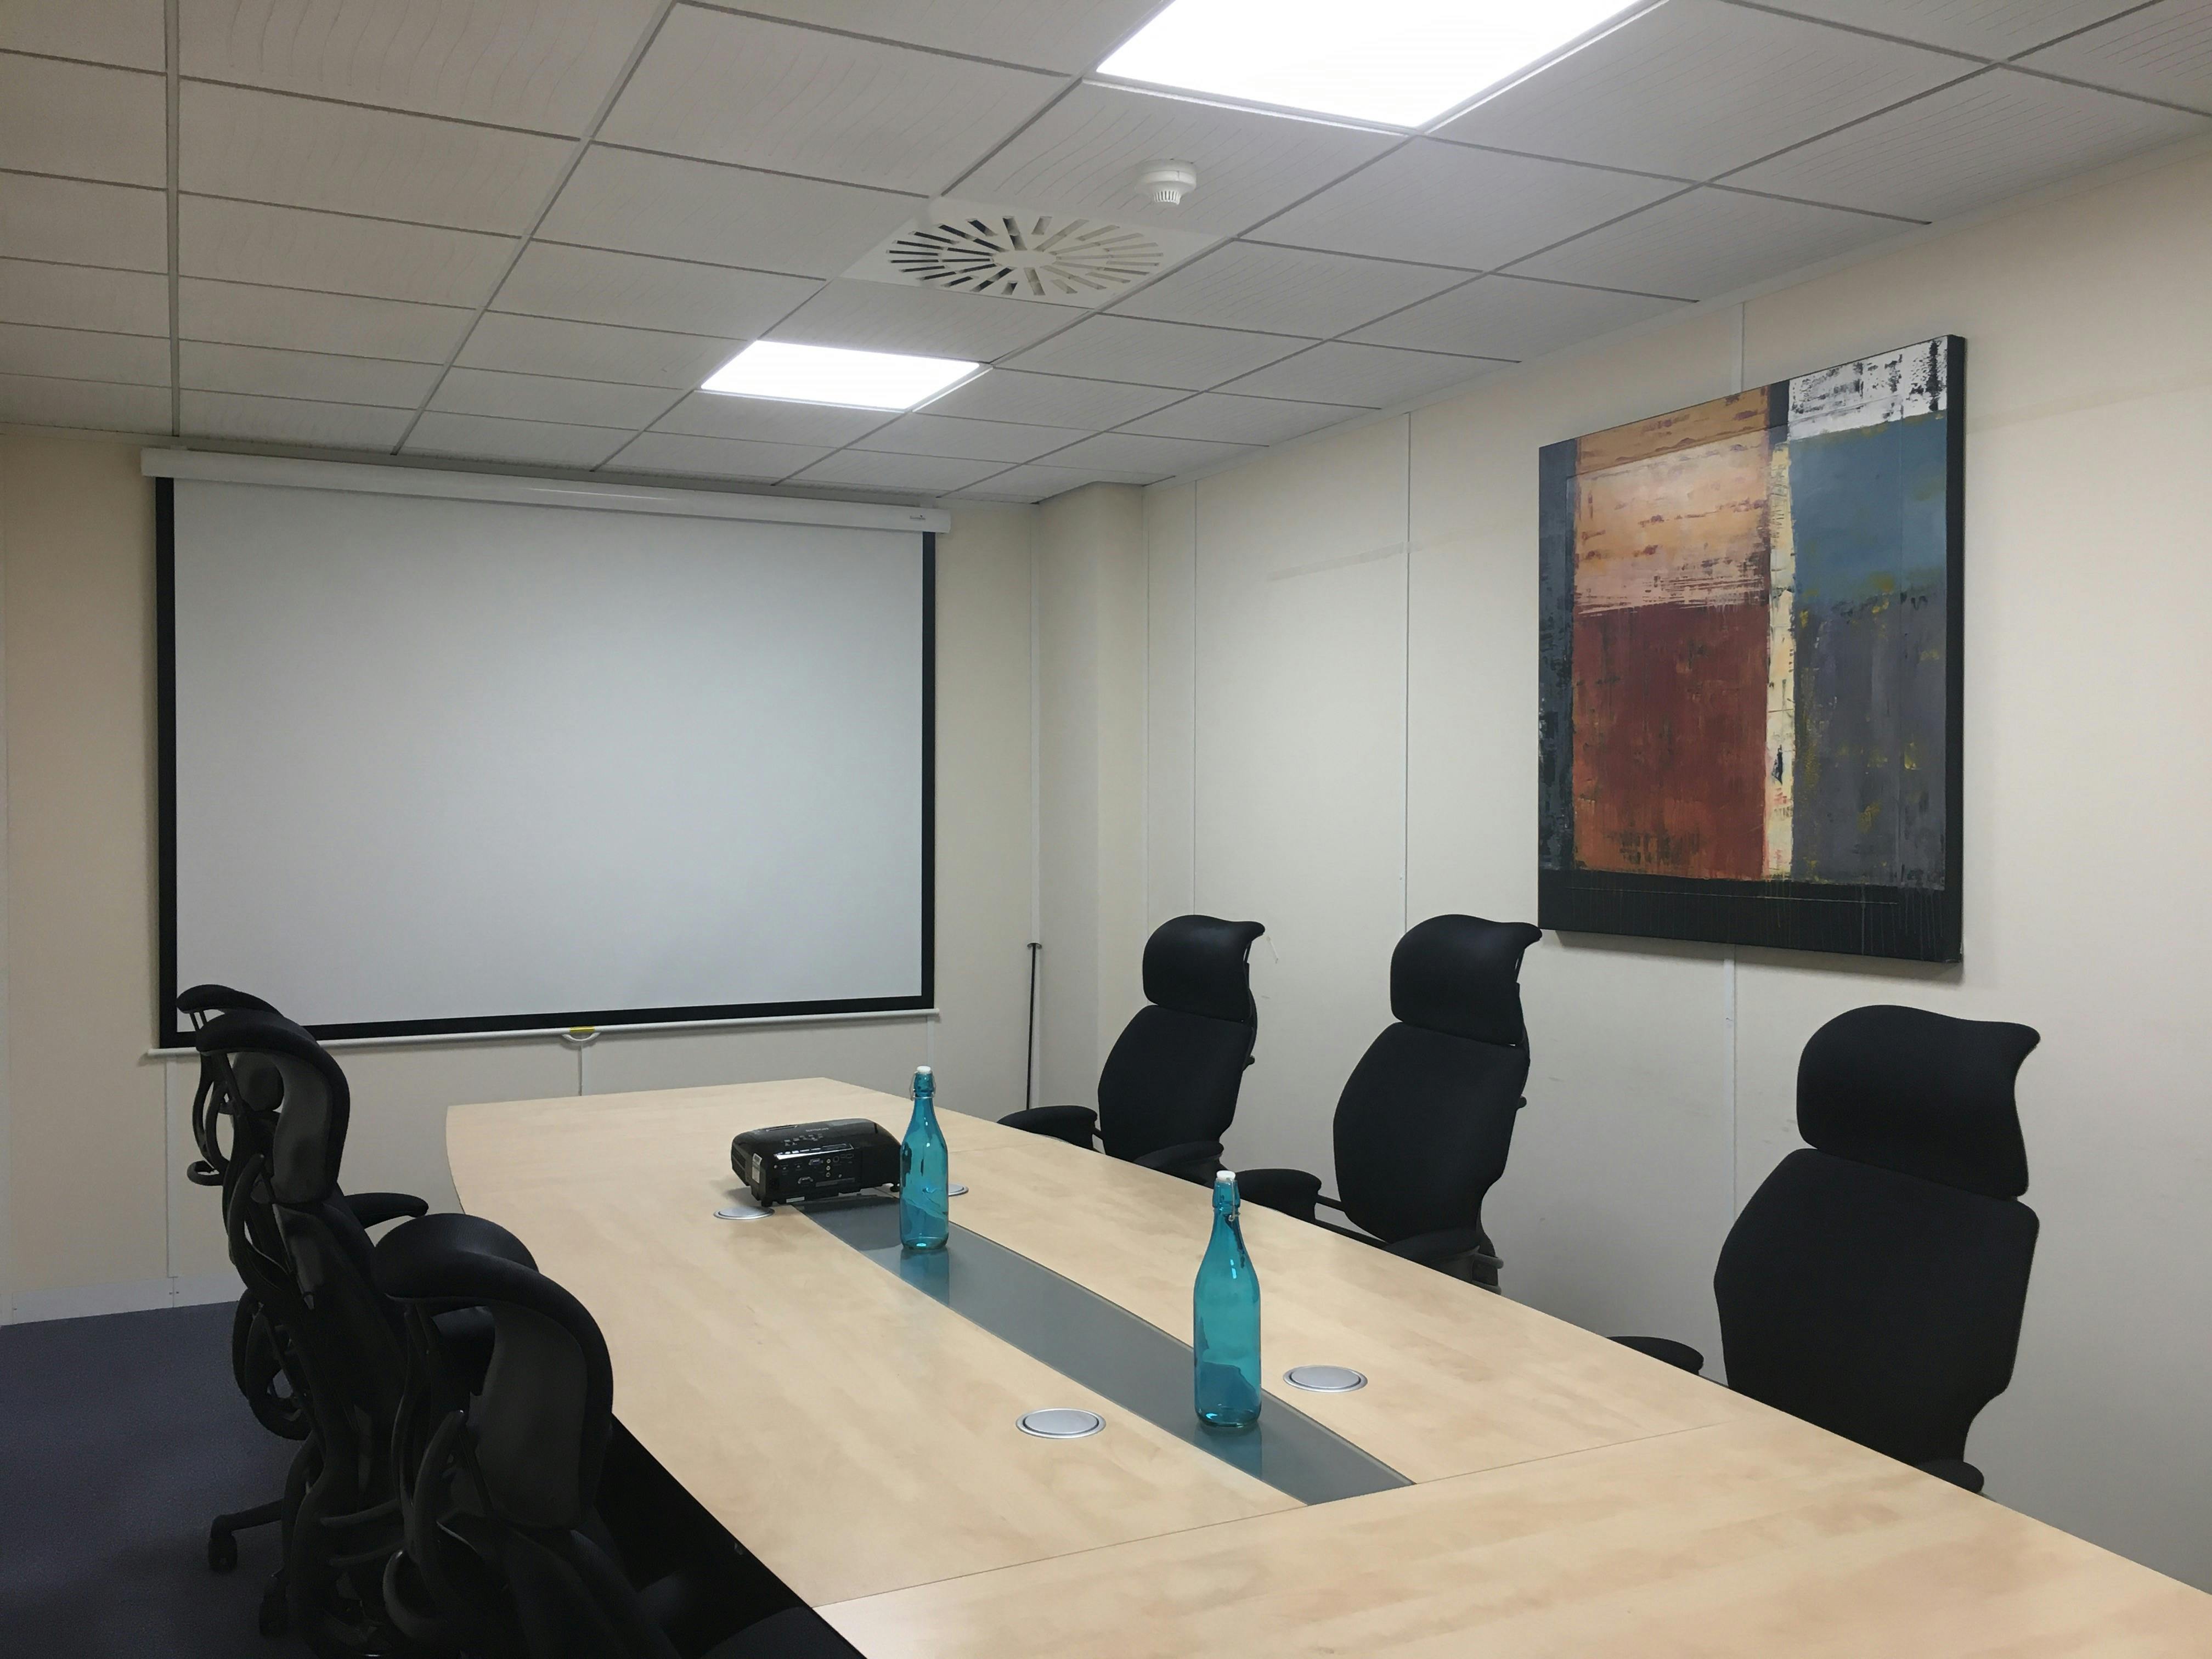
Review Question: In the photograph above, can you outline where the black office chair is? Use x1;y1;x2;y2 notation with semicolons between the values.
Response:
182;985;437;1598
1000;914;1266;1184
374;1222;862;1659
198;1007;498;1650
1618;1005;2042;1494
1238;914;1542;1289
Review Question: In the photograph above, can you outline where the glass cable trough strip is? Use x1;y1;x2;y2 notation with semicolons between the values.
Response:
802;1197;1408;1506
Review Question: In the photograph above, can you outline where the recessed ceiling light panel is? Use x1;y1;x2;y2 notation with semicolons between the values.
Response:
700;341;981;410
1098;0;1643;128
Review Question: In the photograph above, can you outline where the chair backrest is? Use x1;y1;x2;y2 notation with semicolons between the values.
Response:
376;1224;665;1659
1332;915;1542;1244
1716;1005;2041;1466
196;1009;410;1450
1095;915;1265;1161
178;983;285;1195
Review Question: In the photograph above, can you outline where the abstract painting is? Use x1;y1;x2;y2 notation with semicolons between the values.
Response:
1538;337;1963;961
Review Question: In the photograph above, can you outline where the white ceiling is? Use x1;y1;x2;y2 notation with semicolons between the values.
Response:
2;0;2208;503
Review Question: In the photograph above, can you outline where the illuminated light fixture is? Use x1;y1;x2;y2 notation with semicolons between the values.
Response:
700;341;980;410
1099;0;1641;128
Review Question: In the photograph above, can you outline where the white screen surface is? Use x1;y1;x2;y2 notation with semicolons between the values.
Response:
169;478;928;1035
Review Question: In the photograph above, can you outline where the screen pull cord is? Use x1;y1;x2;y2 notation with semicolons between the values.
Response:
561;1026;600;1096
1024;943;1042;1112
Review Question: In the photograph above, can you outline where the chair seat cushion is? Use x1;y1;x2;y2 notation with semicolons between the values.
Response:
1615;1335;1706;1373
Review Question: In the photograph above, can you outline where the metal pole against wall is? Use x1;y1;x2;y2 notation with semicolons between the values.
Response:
1024;942;1042;1110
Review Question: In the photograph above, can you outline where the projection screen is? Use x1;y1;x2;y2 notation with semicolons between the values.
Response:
157;463;933;1046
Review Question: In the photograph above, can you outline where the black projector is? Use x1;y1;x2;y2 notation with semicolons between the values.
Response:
731;1119;900;1207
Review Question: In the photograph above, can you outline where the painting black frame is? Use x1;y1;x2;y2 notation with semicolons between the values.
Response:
1536;336;1965;963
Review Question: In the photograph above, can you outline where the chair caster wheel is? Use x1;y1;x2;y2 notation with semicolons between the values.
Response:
258;1577;290;1638
207;1527;239;1573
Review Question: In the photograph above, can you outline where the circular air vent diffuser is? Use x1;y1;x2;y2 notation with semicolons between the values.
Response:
887;215;1164;301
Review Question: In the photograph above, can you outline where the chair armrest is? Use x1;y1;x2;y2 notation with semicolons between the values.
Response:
1128;1141;1224;1184
346;1192;431;1229
1613;1335;1706;1374
1914;1458;1985;1494
1383;1227;1504;1286
1237;1168;1322;1223
997;1104;1098;1149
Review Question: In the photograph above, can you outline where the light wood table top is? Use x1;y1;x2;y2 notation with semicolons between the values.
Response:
449;1078;2212;1655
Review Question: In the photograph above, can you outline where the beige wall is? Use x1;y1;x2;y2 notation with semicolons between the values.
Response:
1033;483;1147;1111
1122;147;2212;1587
0;439;1037;1313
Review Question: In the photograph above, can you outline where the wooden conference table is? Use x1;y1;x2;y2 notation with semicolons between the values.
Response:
448;1078;2212;1657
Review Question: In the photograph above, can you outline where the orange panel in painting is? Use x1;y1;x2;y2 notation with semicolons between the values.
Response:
1576;386;1773;472
1574;427;1773;614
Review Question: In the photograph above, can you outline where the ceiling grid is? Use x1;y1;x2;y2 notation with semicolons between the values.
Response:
0;0;2206;498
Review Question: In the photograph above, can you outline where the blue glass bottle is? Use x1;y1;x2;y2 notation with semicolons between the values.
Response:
1193;1170;1261;1429
899;1065;949;1252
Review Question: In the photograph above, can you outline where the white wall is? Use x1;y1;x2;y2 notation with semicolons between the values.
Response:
1116;146;2212;1588
0;441;1037;1318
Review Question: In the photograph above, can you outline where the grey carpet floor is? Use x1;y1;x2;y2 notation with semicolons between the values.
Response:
1;1299;306;1656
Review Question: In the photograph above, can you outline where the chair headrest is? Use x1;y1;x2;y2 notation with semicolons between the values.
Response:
1798;1005;2040;1198
1143;915;1265;1024
176;983;280;1018
195;1010;351;1205
1390;915;1543;1047
376;1222;612;1532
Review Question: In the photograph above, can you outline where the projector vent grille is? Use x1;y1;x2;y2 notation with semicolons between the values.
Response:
887;215;1164;300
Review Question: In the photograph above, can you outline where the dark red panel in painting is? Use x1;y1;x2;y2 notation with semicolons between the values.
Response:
1571;602;1767;880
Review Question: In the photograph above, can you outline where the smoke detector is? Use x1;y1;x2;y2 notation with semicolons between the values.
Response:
1133;160;1199;207
843;198;1218;309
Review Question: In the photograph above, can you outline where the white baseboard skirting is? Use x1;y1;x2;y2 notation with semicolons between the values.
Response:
4;1270;244;1326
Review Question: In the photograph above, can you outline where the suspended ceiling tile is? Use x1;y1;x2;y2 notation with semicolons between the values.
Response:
1726;69;2208;221
0;372;170;432
1119;391;1372;445
494;244;820;338
177;0;664;134
1511;187;1906;298
1002;314;1308;390
766;280;1069;361
179;341;443;407
2018;1;2212;112
650;391;887;447
0;322;170;386
854;411;1087;462
1041;430;1260;478
1437;1;1970;180
180;82;573;234
733;0;1165;72
0;0;165;69
1349;273;1683;358
602;8;1062;194
0;55;166;187
405;410;634;467
1109;241;1465;338
181;388;414;448
538;147;918;276
607;431;833;480
179;278;474;360
455;312;738;389
959;84;1398;238
1756;1;2142;59
954;461;1160;501
793;450;1006;491
920;366;1183;427
1261;141;1680;271
427;366;675;428
179;198;517;307
1;258;170;335
0;175;168;272
1216;341;1501;408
